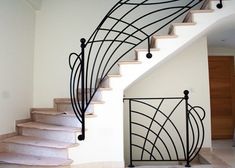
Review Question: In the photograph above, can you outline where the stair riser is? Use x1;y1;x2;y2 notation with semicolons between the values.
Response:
103;77;123;89
0;144;7;152
6;143;68;158
171;26;196;36
136;50;159;62
55;103;94;113
154;38;178;49
32;114;81;127
0;164;71;168
18;127;79;143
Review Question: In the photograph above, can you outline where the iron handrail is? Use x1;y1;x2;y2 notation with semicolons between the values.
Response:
69;0;223;140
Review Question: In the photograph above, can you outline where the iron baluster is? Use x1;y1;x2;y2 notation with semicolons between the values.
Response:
78;38;86;141
184;90;190;167
146;37;152;59
129;99;135;167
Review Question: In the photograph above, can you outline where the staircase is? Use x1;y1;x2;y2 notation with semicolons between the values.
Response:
0;0;235;167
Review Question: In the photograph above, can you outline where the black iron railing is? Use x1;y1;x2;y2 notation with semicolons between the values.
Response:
69;0;223;140
124;90;206;167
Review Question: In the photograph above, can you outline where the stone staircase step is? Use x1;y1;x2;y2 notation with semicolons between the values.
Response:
17;122;81;132
0;152;72;166
54;98;104;112
2;136;77;158
54;98;105;104
118;60;142;65
17;122;81;143
3;136;77;149
31;110;85;127
168;22;197;35
183;9;214;23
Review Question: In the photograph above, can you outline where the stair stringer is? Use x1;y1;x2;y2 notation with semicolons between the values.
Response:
118;0;235;90
68;0;235;167
68;86;125;166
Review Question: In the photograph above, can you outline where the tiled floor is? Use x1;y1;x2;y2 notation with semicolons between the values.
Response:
211;139;235;167
132;139;235;168
69;140;235;168
0;140;233;168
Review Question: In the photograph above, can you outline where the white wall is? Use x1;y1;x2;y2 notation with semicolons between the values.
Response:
0;0;35;134
33;0;118;107
124;37;211;162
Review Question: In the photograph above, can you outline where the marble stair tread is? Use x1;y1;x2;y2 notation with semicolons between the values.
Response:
54;98;105;104
17;122;81;132
31;110;95;117
32;110;73;116
0;152;73;166
3;136;78;148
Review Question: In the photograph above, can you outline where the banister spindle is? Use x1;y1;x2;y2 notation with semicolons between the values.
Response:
146;37;152;59
78;38;86;141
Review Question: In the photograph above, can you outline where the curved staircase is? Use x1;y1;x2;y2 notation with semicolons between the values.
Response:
0;0;235;167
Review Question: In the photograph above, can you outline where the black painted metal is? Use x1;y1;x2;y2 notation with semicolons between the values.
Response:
69;0;220;140
217;0;223;9
124;91;205;167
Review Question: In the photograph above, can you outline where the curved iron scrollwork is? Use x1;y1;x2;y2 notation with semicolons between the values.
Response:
69;0;210;140
124;91;205;167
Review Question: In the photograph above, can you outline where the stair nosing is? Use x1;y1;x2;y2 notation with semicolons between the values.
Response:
190;9;214;14
135;48;160;52
3;135;78;149
171;22;196;26
17;122;81;132
54;98;105;104
31;110;95;117
118;61;142;65
152;35;178;39
0;152;73;166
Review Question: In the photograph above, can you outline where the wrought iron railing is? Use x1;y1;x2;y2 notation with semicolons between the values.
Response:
124;90;206;167
69;0;223;140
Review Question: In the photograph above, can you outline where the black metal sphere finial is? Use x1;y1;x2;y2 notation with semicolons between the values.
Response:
80;38;86;48
216;3;223;9
216;0;223;9
184;90;189;99
146;53;152;59
78;134;85;141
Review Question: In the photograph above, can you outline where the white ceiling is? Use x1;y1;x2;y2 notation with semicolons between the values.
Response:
207;16;235;49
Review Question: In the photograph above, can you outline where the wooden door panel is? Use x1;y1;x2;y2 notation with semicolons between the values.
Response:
210;78;232;98
212;116;234;139
209;56;234;139
209;58;233;78
211;98;232;116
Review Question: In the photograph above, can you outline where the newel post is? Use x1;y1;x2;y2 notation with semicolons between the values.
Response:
184;90;190;167
78;38;86;141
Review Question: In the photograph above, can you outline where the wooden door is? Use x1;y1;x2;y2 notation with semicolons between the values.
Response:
208;56;234;139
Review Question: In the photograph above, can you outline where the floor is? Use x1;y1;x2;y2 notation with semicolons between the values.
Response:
70;139;235;168
210;139;235;167
0;140;233;168
129;139;235;168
